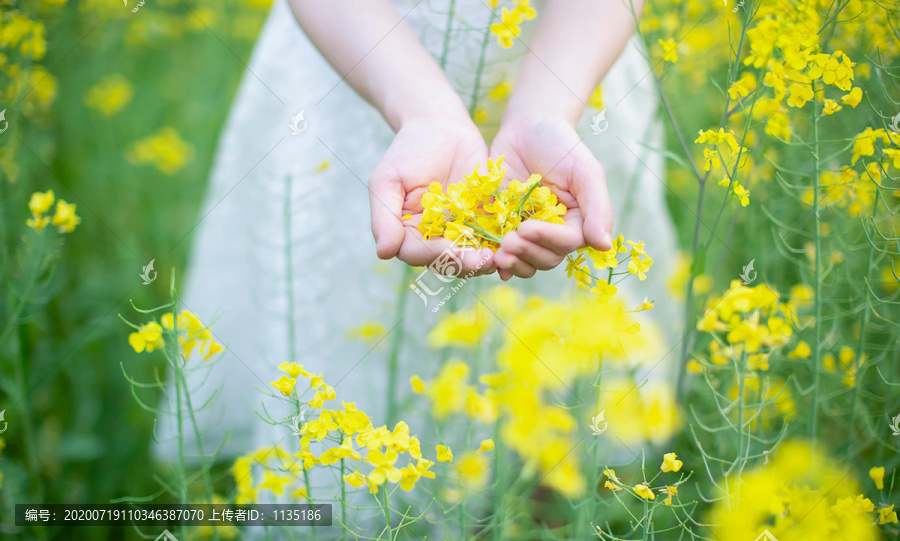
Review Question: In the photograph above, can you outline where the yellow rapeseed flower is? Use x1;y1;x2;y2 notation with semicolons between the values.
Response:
270;374;296;397
51;199;81;233
126;127;194;175
633;484;655;500
869;466;884;490
660;452;683;473
436;444;453;462
658;38;678;63
85;74;133;116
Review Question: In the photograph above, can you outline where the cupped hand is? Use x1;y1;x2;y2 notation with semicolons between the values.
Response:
489;116;614;280
369;114;497;276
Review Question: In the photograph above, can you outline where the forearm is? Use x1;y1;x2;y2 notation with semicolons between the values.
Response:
289;0;469;131
503;0;645;127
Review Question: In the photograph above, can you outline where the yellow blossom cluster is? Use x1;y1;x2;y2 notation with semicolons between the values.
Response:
1;3;66;182
658;38;679;63
439;439;496;503
851;128;896;166
822;345;867;388
410;360;496;424
269;367;439;496
695;281;810;372
602;452;684;507
232;446;308;505
26;190;80;233
416;286;659;498
192;495;240;539
566;234;655;305
597;378;682;446
488;0;536;49
269;362;335;408
707;441;882;540
77;0;271;45
725;373;796;429
127;310;224;360
800;165;882;218
418;156;565;251
126;127;194;175
741;1;862;137
667;252;713;300
695;129;751;207
84;74;134;117
0;7;56;111
868;467;899;525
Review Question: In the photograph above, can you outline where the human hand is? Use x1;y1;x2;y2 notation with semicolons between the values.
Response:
369;114;497;276
489;115;614;280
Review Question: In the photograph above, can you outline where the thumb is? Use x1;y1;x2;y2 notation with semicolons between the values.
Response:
570;152;614;251
368;166;405;260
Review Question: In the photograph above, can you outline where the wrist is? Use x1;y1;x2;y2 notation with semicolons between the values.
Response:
502;89;584;131
382;81;471;132
498;104;579;136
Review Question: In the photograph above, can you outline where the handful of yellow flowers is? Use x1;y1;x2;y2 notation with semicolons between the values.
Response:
417;156;653;301
417;156;566;251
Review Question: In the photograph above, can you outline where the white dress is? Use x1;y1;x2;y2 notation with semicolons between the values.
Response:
156;0;679;511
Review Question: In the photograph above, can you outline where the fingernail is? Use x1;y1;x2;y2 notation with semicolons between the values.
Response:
601;232;612;250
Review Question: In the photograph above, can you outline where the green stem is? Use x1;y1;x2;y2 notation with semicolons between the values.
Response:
284;176;297;364
438;0;457;70
171;294;188;504
458;488;466;541
491;418;505;541
340;436;348;541
304;468;318;540
8;234;47;487
675;180;706;401
0;233;47;347
285;176;318;539
468;9;494;117
385;266;411;427
514;181;541;216
846;202;877;457
382;487;393;541
809;83;822;441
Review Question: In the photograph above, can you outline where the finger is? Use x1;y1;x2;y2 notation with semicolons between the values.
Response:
497;231;566;271
460;247;498;277
397;231;497;277
494;249;537;279
368;165;406;260
569;152;614;251
515;219;584;257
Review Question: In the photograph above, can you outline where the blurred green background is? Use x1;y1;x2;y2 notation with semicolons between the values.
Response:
1;1;271;538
